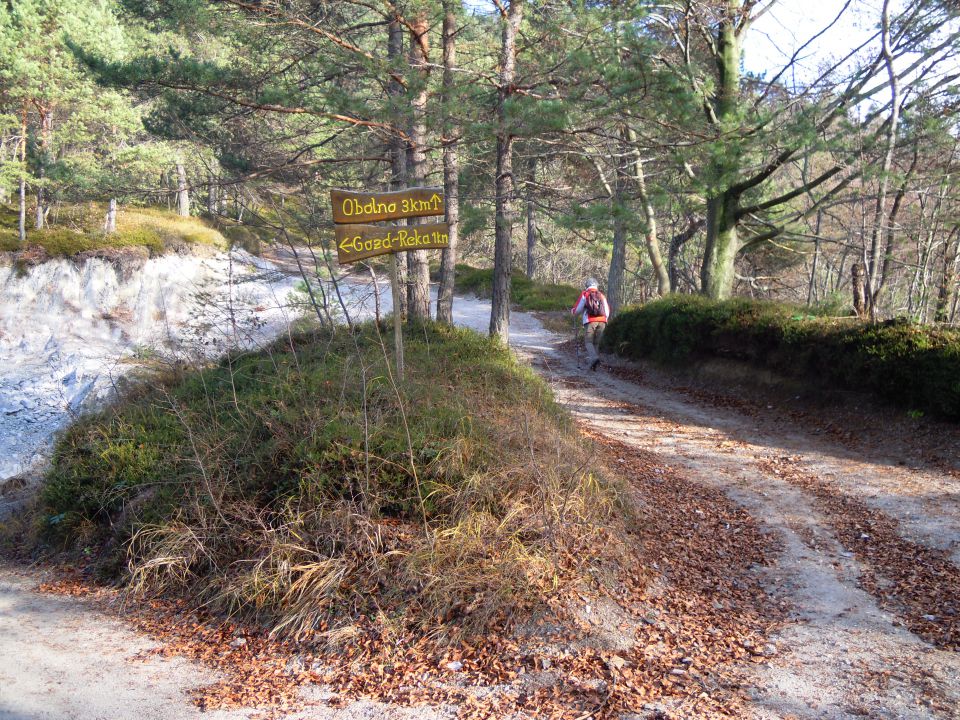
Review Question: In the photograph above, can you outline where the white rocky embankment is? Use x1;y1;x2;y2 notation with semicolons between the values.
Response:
0;250;303;482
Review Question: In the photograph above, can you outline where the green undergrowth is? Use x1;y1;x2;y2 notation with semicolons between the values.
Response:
38;322;617;637
604;294;960;419
0;204;227;257
454;265;580;312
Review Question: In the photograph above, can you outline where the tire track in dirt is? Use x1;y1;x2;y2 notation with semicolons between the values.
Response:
521;344;960;720
758;455;960;651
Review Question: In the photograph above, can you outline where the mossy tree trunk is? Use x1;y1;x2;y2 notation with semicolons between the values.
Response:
700;0;743;300
702;193;740;300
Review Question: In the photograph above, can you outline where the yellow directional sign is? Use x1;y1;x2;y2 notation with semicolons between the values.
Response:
330;187;445;224
334;222;450;264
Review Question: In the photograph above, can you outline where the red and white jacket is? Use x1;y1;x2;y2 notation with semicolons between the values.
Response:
571;288;610;325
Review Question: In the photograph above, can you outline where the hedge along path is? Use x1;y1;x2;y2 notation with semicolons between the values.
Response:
516;338;960;719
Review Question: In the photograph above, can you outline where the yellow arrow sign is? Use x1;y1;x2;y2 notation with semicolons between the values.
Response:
334;222;450;264
330;187;445;224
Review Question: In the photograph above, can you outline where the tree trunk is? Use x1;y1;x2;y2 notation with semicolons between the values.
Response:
18;104;27;244
634;148;669;297
807;236;821;307
176;158;190;217
702;193;739;299
388;12;408;320
668;218;702;292
436;0;460;325
104;197;117;234
935;228;959;323
865;0;900;322
607;132;629;316
207;178;217;216
405;8;431;321
525;155;537;280
35;187;44;230
33;105;52;231
490;0;523;343
489;0;523;342
700;1;743;300
852;263;868;319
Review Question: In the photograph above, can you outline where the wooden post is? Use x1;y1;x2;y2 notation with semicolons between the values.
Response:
330;186;448;382
390;253;405;380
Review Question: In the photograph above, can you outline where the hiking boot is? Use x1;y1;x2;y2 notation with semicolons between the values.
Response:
590;359;600;371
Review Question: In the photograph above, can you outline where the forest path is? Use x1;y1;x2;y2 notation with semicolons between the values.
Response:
514;326;960;720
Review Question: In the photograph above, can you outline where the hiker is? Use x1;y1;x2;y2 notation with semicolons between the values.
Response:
571;278;610;371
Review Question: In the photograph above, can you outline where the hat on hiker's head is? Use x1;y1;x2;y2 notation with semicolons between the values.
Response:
584;277;599;290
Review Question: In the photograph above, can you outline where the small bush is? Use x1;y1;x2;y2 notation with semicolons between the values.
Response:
455;265;580;312
220;224;265;254
40;322;617;636
603;295;960;419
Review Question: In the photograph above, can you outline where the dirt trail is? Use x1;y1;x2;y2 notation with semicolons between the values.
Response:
0;565;450;720
515;333;960;720
0;566;254;720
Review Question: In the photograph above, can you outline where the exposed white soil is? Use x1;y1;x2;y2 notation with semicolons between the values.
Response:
2;255;960;719
0;251;304;482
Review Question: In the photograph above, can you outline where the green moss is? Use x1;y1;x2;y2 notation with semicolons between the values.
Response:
0;203;227;257
603;295;960;419
0;228;20;251
41;322;568;551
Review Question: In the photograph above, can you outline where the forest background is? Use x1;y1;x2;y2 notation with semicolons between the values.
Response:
2;0;959;336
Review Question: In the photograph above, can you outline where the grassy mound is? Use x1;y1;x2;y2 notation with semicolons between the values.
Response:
603;294;960;419
454;265;580;312
39;322;616;636
0;203;227;257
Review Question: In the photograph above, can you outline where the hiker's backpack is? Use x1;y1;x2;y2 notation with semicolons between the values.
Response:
584;289;605;317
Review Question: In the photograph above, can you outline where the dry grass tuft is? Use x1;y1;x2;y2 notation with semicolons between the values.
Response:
0;202;227;256
38;322;621;639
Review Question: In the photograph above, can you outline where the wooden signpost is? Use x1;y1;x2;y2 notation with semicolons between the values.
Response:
330;186;449;379
334;222;450;264
331;187;445;224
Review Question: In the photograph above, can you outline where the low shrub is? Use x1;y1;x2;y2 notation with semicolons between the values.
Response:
40;322;617;636
603;295;960;419
455;265;580;312
0;203;227;257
